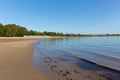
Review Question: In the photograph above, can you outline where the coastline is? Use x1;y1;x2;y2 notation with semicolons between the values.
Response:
0;38;47;80
33;40;113;80
48;37;120;71
0;37;119;80
33;37;120;80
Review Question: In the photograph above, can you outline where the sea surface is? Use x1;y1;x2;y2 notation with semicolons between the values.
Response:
33;36;120;80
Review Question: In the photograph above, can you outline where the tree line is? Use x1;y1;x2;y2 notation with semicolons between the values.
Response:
0;23;83;37
0;23;120;37
0;23;28;37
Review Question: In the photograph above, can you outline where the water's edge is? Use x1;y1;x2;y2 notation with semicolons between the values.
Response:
33;37;120;80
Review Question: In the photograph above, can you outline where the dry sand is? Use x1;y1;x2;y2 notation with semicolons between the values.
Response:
0;39;47;80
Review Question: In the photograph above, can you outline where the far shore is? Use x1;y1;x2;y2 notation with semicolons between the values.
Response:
0;38;47;80
0;35;120;40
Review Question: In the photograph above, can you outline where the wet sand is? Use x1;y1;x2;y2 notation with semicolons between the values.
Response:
0;39;47;80
33;55;111;80
33;41;112;80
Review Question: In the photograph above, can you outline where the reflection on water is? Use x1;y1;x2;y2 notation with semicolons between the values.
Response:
33;37;120;80
39;37;120;58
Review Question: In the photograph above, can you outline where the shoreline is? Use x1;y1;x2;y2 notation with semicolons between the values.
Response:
45;37;120;72
33;41;115;80
67;50;120;72
76;58;120;80
33;38;120;80
0;37;119;80
0;39;47;80
80;56;120;72
80;58;120;73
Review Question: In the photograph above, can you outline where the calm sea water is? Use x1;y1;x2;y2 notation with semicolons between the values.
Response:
35;37;120;71
33;36;120;80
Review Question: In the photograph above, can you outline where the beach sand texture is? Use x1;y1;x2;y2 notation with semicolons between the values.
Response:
0;39;47;80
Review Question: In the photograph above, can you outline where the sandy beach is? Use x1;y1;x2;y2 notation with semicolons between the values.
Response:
0;38;115;80
0;38;47;80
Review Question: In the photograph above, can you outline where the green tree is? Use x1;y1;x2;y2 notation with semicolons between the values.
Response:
5;24;15;37
18;27;28;37
0;23;4;37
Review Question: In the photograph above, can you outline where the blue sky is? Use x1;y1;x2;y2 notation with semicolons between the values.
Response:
0;0;120;34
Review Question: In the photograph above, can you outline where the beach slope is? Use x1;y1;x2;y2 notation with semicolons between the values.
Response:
0;39;46;80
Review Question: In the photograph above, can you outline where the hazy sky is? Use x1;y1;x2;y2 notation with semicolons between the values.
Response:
0;0;120;34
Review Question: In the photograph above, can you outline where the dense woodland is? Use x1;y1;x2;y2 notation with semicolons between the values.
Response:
0;23;120;37
0;23;89;37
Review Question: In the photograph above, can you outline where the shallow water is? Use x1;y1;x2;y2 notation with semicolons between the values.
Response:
33;36;120;80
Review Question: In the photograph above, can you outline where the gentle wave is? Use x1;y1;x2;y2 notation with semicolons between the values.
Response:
36;37;120;71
